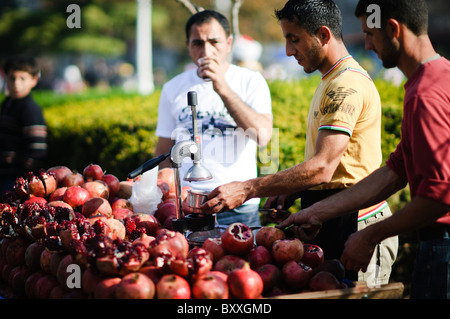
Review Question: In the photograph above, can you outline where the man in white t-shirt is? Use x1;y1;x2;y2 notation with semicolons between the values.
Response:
154;10;273;227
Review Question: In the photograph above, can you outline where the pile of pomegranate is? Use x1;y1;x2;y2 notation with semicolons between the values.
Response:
0;164;350;299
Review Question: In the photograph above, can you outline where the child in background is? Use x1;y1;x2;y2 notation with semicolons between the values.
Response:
0;56;48;194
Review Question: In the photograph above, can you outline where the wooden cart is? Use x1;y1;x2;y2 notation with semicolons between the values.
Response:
269;282;405;299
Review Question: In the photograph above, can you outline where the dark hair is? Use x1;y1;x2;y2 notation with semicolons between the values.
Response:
274;0;343;40
185;10;231;40
3;55;40;76
354;0;428;35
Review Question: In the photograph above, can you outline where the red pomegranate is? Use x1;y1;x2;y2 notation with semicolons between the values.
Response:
25;271;46;298
9;265;33;297
148;230;189;260
138;265;163;285
301;243;324;269
112;207;134;220
47;166;72;186
247;245;273;270
255;226;286;249
81;197;112;218
82;180;109;199
202;237;225;263
192;272;229;299
115;272;155;299
83;163;104;182
227;263;264;299
48;187;68;202
63;186;91;210
309;271;343;291
27;171;57;197
24;195;47;205
25;241;45;271
282;260;313;290
117;180;133;199
94;277;122;299
132;213;160;237
213;255;246;275
220;222;255;256
102;174;120;198
255;263;283;294
82;267;105;297
111;198;133;211
157;168;176;193
61;171;85;187
154;201;177;226
5;237;31;266
156;274;191;299
34;274;60;299
271;238;304;265
40;248;54;274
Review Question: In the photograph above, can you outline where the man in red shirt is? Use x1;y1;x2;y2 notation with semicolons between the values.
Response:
277;0;449;298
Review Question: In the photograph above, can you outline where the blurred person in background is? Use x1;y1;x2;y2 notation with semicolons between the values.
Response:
154;10;273;228
0;56;47;194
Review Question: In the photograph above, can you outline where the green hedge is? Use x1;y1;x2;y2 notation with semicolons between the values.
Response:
34;77;407;210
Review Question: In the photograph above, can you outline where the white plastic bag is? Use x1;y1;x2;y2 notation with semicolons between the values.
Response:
128;166;162;215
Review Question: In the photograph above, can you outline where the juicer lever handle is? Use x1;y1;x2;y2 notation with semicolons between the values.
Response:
127;152;170;179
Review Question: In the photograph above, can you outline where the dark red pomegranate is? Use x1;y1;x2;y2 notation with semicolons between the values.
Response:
63;186;91;210
25;242;46;271
213;255;246;276
61;171;85;187
301;243;324;269
148;229;189;260
255;263;283;294
47;166;72;186
255;226;286;249
94;277;122;299
156;274;191;299
309;271;343;291
48;187;68;202
81;197;112;218
115;272;155;299
271;238;304;265
192;272;229;299
202;237;225;263
282;260;313;290
247;245;273;270
81;267;105;298
221;222;255;256
82;180;109;199
83;163;104;182
101;174;120;198
227;263;263;299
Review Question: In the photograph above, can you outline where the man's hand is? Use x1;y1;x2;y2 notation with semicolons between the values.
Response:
340;229;376;273
200;181;249;214
264;193;298;210
276;210;323;242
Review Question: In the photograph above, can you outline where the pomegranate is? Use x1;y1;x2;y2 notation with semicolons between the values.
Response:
40;248;54;274
309;271;343;291
255;226;286;249
63;186;91;210
103;217;126;240
49;285;66;299
83;163;104;181
81;197;112;218
132;213;160;237
61;171;85;187
5;237;31;266
94;277;122;299
220;222;255;256
112;207;134;220
282;260;313;290
48;187;68;202
47;166;72;186
157;179;170;199
156;274;191;299
47;200;75;216
139;264;163;285
157;168;176;193
111;198;133;211
148;229;189;260
213;255;246;275
9;265;33;297
271;238;304;265
82;180;109;199
25;242;46;271
115;272;155;299
24;195;47;205
25;271;46;298
82;267;105;297
27;170;57;197
186;247;214;281
50;252;68;276
154;201;177;226
301;243;324;269
192;272;229;299
255;263;283;294
202;237;225;263
117;180;133;199
227;263;264;299
247;245;273;270
101;174;120;198
35;274;60;299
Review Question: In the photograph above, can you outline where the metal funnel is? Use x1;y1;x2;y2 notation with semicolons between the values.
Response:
184;162;212;181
